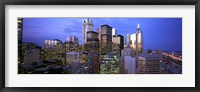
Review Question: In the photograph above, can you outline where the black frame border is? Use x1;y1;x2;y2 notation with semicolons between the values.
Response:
0;0;200;92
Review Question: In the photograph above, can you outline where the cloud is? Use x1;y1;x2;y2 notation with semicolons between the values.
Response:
59;19;83;38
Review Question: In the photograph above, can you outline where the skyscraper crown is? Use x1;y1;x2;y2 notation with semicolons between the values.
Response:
137;23;140;28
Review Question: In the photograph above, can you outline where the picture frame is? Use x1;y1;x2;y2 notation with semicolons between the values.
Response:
0;0;199;91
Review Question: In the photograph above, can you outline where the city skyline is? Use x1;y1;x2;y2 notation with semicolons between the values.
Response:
18;18;182;74
22;18;182;51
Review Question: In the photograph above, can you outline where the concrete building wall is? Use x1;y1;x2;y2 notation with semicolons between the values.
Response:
124;56;136;74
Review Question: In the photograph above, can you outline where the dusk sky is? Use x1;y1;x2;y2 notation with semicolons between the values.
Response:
22;18;182;51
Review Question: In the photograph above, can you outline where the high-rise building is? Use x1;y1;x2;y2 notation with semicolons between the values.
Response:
18;18;23;64
135;24;143;55
44;39;62;48
100;24;112;43
137;53;160;74
112;35;124;56
82;19;93;45
64;41;74;52
137;56;146;74
120;44;135;74
112;28;117;36
130;33;136;50
18;18;24;74
126;34;131;45
99;24;113;55
96;28;101;43
85;31;99;52
124;56;136;74
70;36;78;44
112;35;124;49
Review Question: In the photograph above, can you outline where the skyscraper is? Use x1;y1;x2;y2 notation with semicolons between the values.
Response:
135;23;143;55
100;24;112;43
70;36;78;44
96;28;101;43
112;28;117;36
112;35;124;56
126;34;131;45
137;53;160;74
86;31;99;52
18;18;23;74
130;33;136;54
100;24;113;55
82;19;94;45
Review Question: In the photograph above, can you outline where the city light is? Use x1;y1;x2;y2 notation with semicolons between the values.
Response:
18;18;182;74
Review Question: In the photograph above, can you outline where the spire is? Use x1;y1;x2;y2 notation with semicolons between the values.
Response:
137;23;140;28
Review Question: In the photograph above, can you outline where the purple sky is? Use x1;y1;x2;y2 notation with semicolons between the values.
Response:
22;18;182;51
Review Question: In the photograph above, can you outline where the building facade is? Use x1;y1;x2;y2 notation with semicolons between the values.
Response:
124;56;136;74
112;28;117;36
100;24;113;55
112;35;124;56
82;19;93;45
42;39;64;63
137;56;146;74
100;24;112;43
70;36;78;44
18;18;23;66
44;39;62;48
135;24;143;55
137;53;160;74
126;34;131;45
85;31;99;52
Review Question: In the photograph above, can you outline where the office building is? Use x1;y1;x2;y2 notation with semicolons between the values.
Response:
44;39;62;48
137;53;160;74
96;28;101;43
112;35;124;56
130;33;136;51
124;56;136;74
100;24;112;43
85;31;99;52
43;39;63;62
126;34;131;45
100;24;113;55
135;24;143;55
112;28;117;37
121;44;135;74
82;18;93;45
70;36;78;44
137;56;146;74
18;18;23;67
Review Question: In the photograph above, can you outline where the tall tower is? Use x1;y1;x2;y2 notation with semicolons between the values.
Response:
82;19;94;44
82;19;93;45
135;23;143;55
18;17;23;74
126;34;131;45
